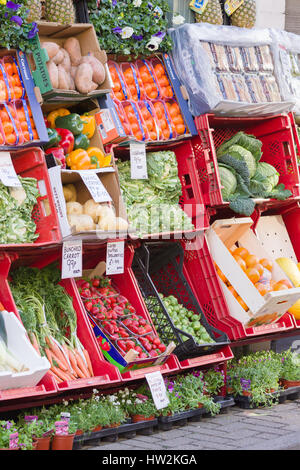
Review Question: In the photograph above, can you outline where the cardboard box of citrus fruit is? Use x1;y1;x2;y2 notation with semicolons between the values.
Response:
206;217;300;328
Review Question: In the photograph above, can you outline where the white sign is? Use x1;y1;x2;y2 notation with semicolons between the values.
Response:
145;371;170;410
48;166;72;239
79;170;112;203
61;240;82;279
0;152;22;188
130;142;148;180
106;241;125;275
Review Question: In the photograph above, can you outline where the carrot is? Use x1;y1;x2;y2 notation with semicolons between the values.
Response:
74;349;90;378
83;349;94;377
67;347;78;377
48;369;63;384
45;347;70;373
51;366;73;383
30;332;40;356
45;336;70;370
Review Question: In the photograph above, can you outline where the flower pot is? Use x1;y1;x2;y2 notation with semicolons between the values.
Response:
132;415;155;423
198;403;204;409
75;429;84;436
92;425;102;432
0;447;19;450
227;387;234;394
281;379;300;389
51;433;75;451
242;391;252;397
265;389;276;393
33;436;51;451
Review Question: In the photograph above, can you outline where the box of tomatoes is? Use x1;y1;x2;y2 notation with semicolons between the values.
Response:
97;53;197;146
0;50;48;150
206;217;300;329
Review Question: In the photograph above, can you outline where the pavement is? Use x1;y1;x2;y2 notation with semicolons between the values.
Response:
86;399;300;451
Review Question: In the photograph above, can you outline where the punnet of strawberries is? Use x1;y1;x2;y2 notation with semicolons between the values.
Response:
76;276;166;359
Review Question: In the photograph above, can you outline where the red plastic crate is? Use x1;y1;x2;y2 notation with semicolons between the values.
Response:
111;139;209;238
3;147;61;248
178;345;233;371
0;250;122;395
192;113;300;208
75;243;181;382
181;237;295;341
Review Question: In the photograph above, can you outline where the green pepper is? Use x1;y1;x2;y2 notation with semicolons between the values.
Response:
54;113;84;135
73;133;90;150
44;128;61;150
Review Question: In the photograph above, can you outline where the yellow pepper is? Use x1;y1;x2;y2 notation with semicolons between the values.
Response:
80;113;96;139
87;147;112;168
66;149;91;170
47;108;70;129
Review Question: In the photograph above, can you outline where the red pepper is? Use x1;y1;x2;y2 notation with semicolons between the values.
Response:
44;147;66;169
55;128;75;155
44;117;50;128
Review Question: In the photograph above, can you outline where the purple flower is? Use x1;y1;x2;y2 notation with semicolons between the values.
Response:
240;378;251;391
112;0;117;5
154;31;166;40
27;22;38;39
112;27;122;34
132;34;143;41
10;15;23;26
6;1;21;11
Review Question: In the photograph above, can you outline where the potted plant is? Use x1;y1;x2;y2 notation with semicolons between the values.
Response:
179;373;221;416
18;418;54;451
159;378;187;417
124;393;158;422
51;420;77;451
0;421;19;450
204;368;225;397
280;350;300;388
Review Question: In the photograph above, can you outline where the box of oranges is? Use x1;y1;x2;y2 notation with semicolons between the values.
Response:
206;217;300;329
0;50;48;150
101;53;197;146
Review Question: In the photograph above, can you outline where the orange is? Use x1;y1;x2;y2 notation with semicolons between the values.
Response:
154;64;165;78
162;128;170;139
159;76;169;87
149;90;158;99
149;131;157;141
20;121;28;132
13;86;23;99
233;255;246;271
22;130;30;141
273;282;289;291
6;133;16;145
0;91;6;101
176;124;186;135
2;121;13;135
165;86;173;98
172;115;184;126
154;107;163;120
145;119;153;132
4;63;13;75
134;131;143;141
113;81;121;93
245;267;260;284
0;110;8;122
130;122;140;134
245;254;260;268
255;282;269;296
236;296;249;311
228;285;238;298
32;129;39;140
260;258;273;272
114;91;124;101
233;247;249;260
253;263;264;277
277;279;293;289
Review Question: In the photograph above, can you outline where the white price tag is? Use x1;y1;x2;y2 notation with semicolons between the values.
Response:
0;152;22;188
61;240;82;279
145;371;170;410
79;170;112;203
130;142;148;180
106;241;125;275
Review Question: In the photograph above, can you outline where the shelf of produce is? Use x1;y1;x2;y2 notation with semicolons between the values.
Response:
182;237;297;341
0;147;61;250
192;113;300;209
0;250;122;400
73;243;181;382
110;139;209;240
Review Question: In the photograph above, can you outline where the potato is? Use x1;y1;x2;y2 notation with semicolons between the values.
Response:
66;201;83;216
69;75;76;91
61;49;71;72
52;48;64;65
57;64;70;89
83;199;102;223
80;54;106;85
63;37;82;66
70;66;77;79
98;215;117;231
75;63;98;94
42;42;60;60
63;184;77;202
97;204;116;220
68;214;95;232
115;217;129;231
46;60;58;89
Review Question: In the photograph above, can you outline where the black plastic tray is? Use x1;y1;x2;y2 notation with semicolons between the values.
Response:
132;242;230;361
72;418;158;449
233;385;300;409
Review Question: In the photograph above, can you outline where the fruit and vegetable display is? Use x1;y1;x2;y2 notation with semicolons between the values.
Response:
10;264;94;384
76;276;167;359
117;150;194;236
0;55;39;146
109;59;187;142
148;294;215;345
44;108;111;170
0;177;40;244
216;131;292;215
42;38;106;94
63;184;128;233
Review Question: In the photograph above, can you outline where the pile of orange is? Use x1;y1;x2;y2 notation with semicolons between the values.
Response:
122;102;148;141
138;102;159;141
3;59;24;100
109;63;128;102
165;101;186;136
121;64;146;102
0;103;22;145
15;101;38;142
152;62;174;99
137;61;159;100
215;246;293;312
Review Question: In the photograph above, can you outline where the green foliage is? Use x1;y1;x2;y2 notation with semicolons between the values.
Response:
88;0;172;57
0;2;38;52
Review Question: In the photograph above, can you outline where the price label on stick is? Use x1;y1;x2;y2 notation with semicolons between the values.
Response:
0;152;22;188
79;170;112;203
106;241;124;275
145;371;170;410
130;142;148;180
61;240;82;279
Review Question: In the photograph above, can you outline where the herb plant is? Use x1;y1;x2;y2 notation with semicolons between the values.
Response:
0;1;38;52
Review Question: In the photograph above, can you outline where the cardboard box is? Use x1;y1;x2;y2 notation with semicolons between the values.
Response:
96;52;197;147
206;217;300;328
28;23;111;103
48;164;129;241
0;50;48;150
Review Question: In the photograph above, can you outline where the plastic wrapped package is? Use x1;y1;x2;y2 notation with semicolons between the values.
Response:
260;75;282;103
200;41;216;68
245;74;267;103
255;45;274;73
169;23;293;116
290;53;300;77
232;74;252;102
